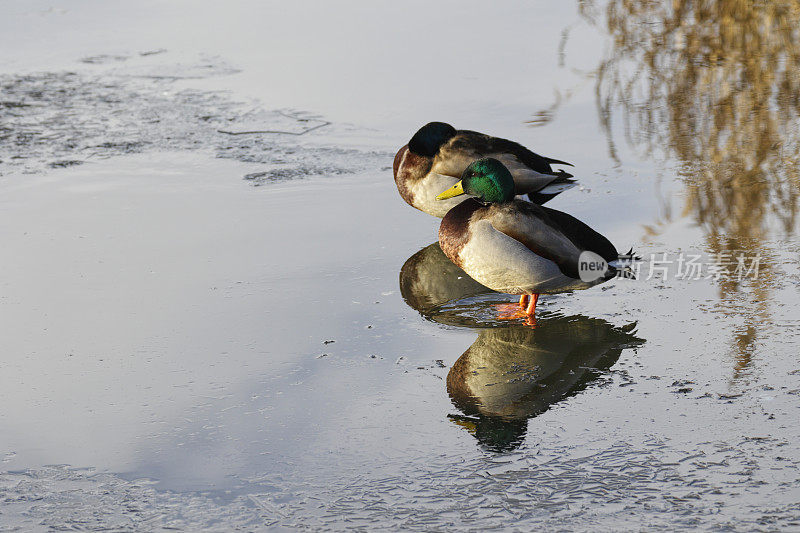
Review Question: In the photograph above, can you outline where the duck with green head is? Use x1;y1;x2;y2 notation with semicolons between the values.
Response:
394;122;575;218
436;158;630;318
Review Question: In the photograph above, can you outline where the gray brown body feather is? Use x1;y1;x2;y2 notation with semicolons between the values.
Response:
438;199;618;293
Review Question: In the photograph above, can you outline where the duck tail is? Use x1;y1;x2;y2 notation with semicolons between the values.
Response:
609;247;639;280
550;168;574;180
544;157;574;167
527;170;577;205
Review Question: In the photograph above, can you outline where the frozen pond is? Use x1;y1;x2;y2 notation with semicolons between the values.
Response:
2;1;800;530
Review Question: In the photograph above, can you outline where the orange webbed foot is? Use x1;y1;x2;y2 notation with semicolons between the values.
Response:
495;303;528;320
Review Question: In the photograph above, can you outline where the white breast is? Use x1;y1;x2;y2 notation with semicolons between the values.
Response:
458;219;591;294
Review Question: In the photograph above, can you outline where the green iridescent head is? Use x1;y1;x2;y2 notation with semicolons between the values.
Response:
436;158;515;203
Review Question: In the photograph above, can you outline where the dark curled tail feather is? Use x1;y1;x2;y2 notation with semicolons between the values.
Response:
544;157;574;167
552;168;574;180
612;248;639;280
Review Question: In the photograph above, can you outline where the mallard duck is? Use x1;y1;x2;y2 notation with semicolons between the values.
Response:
393;122;575;218
436;158;629;318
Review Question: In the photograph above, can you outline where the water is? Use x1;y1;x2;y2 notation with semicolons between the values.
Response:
1;1;800;530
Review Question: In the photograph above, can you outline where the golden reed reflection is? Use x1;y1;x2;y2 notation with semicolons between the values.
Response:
578;0;800;376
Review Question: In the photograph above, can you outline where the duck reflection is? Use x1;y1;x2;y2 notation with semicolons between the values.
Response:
400;242;497;327
446;318;643;451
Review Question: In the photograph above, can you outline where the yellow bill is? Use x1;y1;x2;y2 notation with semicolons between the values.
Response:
435;180;465;200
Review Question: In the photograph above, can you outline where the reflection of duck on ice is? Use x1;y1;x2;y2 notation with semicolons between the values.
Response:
398;241;644;451
399;242;492;315
447;318;643;451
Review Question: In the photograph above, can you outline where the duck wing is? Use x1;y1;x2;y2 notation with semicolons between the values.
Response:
453;130;572;173
538;206;618;263
488;202;617;279
487;202;584;279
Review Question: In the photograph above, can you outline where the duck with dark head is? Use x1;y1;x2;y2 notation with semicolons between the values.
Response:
394;122;575;217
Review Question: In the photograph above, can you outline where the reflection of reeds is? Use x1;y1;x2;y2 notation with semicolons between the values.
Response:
580;0;800;377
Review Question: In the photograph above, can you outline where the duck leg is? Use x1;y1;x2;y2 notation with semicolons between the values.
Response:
519;294;529;308
525;294;539;316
